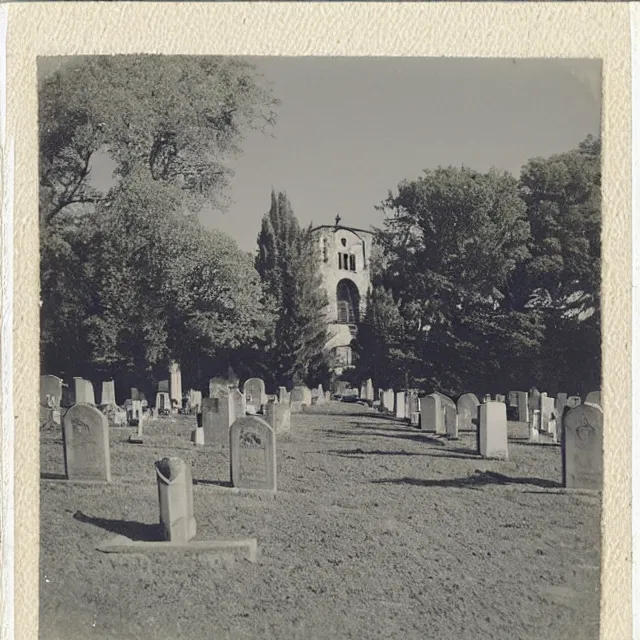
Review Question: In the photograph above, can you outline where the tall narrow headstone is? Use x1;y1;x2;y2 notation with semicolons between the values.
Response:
457;393;480;430
528;387;541;420
540;393;555;432
156;391;171;414
101;380;116;406
507;391;518;408
230;416;277;491
265;401;291;434
395;391;406;420
515;391;529;423
201;393;236;447
231;388;246;419
169;362;183;405
478;401;508;459
278;386;289;403
529;410;540;442
155;457;196;543
445;406;458;439
63;404;111;481
41;375;63;407
562;403;603;490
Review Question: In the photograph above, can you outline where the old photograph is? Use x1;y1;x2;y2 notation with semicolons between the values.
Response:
38;55;602;639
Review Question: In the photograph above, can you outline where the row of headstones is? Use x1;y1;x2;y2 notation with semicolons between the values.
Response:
379;388;603;491
61;403;278;493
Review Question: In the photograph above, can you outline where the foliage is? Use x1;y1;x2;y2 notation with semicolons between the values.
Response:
255;191;330;389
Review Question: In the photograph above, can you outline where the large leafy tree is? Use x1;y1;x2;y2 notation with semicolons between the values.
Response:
255;191;330;389
39;56;279;393
373;166;538;395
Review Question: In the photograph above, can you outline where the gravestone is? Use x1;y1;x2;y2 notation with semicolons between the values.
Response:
421;394;445;434
495;394;506;403
507;391;517;407
129;400;143;426
515;391;529;423
528;387;541;419
445;406;458;439
456;393;480;430
291;386;312;406
483;394;492;403
41;375;63;407
562;403;603;490
410;412;420;427
382;389;395;413
169;362;182;405
567;395;582;409
189;389;202;413
231;388;246;420
278;386;289;404
101;380;116;406
364;379;374;402
540;393;555;432
201;393;236;447
265;401;291;434
157;381;169;394
155;391;171;414
395;391;406;420
325;391;331;402
155;457;197;543
63;404;111;481
529;409;540;442
585;390;601;408
407;391;420;417
230;416;277;491
103;404;127;427
74;377;95;405
191;426;205;446
477;401;508;459
244;378;267;411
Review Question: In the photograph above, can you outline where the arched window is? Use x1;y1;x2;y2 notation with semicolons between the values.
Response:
336;279;360;324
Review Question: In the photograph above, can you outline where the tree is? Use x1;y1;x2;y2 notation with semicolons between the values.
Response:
374;166;536;395
518;134;602;392
39;55;279;224
255;191;330;389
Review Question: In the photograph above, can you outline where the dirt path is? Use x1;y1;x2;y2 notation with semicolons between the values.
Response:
40;403;600;640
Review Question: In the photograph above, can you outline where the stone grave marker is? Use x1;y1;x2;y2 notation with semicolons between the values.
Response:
157;381;169;394
562;403;603;491
63;404;111;481
585;390;601;408
230;416;276;492
41;375;63;407
421;394;445;434
528;387;541;417
395;391;406;420
129;399;143;426
495;394;506;403
265;401;291;434
507;391;517;407
155;391;171;414
291;385;312;407
188;389;203;414
456;393;480;430
278;386;289;403
515;391;529;423
169;362;183;405
155;457;197;543
201;392;236;447
74;377;95;405
382;389;394;413
540;393;555;432
101;380;116;406
231;388;246;420
325;390;331;402
567;395;582;409
445;405;458;439
477;401;508;459
529;409;540;442
244;378;267;411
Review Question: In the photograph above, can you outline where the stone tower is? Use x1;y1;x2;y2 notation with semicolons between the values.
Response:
310;216;374;374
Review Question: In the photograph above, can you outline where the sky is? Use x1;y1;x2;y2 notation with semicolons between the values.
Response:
41;56;601;253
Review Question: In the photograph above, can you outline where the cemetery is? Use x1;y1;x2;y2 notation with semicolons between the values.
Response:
38;56;604;640
39;373;602;640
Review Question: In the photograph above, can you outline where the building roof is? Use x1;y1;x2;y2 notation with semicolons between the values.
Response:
310;224;375;236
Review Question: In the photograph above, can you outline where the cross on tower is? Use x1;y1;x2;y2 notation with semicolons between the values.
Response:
335;214;342;227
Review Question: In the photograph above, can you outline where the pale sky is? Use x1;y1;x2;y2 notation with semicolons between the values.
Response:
42;56;601;252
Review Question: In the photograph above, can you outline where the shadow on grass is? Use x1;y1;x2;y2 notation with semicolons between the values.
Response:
328;448;431;458
325;429;447;447
371;470;562;490
41;472;67;480
193;478;232;488
73;510;163;541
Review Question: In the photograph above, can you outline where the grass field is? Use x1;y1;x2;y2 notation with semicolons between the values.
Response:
40;402;601;640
